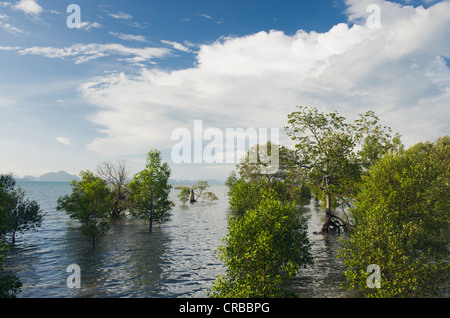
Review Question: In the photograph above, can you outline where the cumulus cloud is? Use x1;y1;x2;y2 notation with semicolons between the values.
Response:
79;0;450;158
13;0;42;16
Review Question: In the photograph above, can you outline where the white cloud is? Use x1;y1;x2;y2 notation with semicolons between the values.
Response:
109;31;146;42
79;0;450;159
198;13;213;20
107;11;133;20
161;40;192;53
13;0;42;16
0;22;23;34
0;12;23;34
16;43;171;64
56;137;71;145
0;45;20;50
197;13;223;24
80;21;102;31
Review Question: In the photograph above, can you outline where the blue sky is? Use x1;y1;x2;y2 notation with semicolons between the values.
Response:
1;0;449;181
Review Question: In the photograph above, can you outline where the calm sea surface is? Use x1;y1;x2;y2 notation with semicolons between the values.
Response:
5;181;356;298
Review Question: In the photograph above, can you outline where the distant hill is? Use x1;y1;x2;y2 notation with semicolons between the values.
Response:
22;175;37;181
38;171;80;182
14;175;36;181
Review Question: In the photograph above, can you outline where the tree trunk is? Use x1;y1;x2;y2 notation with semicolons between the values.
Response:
319;193;349;234
149;210;153;232
321;212;333;233
320;193;332;233
111;209;120;219
325;192;331;213
189;189;196;203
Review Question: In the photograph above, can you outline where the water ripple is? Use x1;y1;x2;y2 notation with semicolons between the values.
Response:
6;182;356;298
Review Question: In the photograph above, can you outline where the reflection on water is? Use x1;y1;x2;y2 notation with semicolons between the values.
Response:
7;182;228;298
6;181;356;298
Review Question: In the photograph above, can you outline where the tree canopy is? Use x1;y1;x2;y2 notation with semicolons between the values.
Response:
0;173;42;297
128;149;173;232
226;142;312;217
286;106;401;233
209;188;312;298
0;174;43;244
0;242;21;298
57;170;113;248
177;181;218;204
338;139;450;297
96;159;130;220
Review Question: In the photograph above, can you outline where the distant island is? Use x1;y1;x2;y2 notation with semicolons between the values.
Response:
39;171;81;182
15;171;81;182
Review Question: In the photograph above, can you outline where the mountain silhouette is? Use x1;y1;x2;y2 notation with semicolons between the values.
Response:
38;171;80;182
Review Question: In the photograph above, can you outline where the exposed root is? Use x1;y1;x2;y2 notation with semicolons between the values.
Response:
316;211;354;235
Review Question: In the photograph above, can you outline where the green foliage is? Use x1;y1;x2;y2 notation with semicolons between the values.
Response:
226;177;264;217
358;133;404;170
338;139;450;297
0;242;22;298
0;174;44;244
286;106;393;200
128;149;173;232
0;173;43;297
235;142;281;180
209;188;313;298
177;186;191;204
6;188;43;244
202;191;218;201
177;181;219;204
226;142;312;217
0;174;17;237
286;106;401;233
191;181;218;202
192;180;208;194
57;170;113;247
423;135;449;180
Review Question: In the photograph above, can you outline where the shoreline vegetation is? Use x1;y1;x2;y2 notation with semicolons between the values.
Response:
1;106;449;298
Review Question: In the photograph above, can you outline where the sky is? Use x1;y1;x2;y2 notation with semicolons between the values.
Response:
0;0;449;181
